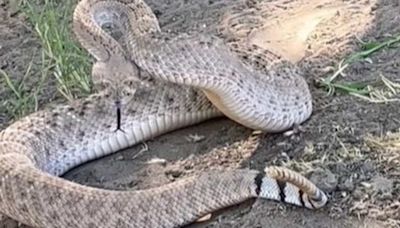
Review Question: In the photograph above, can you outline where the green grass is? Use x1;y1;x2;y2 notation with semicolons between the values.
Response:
21;0;92;99
318;34;400;102
1;0;92;118
1;57;42;118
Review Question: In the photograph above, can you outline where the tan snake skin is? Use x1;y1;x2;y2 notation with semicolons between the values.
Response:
0;0;327;227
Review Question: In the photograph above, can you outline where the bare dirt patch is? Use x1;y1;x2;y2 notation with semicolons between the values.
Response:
1;0;399;227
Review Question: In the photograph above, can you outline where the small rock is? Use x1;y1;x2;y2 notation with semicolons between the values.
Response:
147;158;167;165
185;134;205;143
338;178;355;192
352;187;368;200
370;176;394;195
332;161;348;174
360;182;372;188
114;155;124;161
360;161;375;173
309;168;338;193
165;170;183;180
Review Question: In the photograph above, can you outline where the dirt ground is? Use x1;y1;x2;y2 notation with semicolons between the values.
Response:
1;0;400;227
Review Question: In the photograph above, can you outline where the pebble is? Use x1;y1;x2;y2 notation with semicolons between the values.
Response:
309;168;338;193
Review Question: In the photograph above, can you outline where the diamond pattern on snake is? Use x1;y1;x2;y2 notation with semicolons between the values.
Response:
0;0;327;227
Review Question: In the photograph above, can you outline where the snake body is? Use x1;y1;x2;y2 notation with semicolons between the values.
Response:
0;0;326;227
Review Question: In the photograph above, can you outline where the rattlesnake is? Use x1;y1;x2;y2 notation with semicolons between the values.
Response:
0;0;327;227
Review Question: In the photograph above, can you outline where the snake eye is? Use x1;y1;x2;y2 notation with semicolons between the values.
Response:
123;79;135;86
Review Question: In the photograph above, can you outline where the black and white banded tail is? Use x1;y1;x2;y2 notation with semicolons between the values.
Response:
257;167;328;209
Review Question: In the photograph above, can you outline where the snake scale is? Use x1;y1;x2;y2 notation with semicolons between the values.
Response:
0;0;327;227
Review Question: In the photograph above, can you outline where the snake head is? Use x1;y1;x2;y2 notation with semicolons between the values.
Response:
92;55;143;106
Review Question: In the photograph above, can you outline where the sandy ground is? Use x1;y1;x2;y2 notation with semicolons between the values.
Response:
1;0;400;227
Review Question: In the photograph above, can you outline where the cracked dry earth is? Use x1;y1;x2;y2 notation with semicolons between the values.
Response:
1;0;400;227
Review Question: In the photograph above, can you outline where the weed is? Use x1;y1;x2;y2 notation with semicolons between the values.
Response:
1;0;93;118
318;34;400;102
20;0;92;100
0;53;48;118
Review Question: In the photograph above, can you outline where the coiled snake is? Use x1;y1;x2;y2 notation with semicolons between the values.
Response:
0;0;327;227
